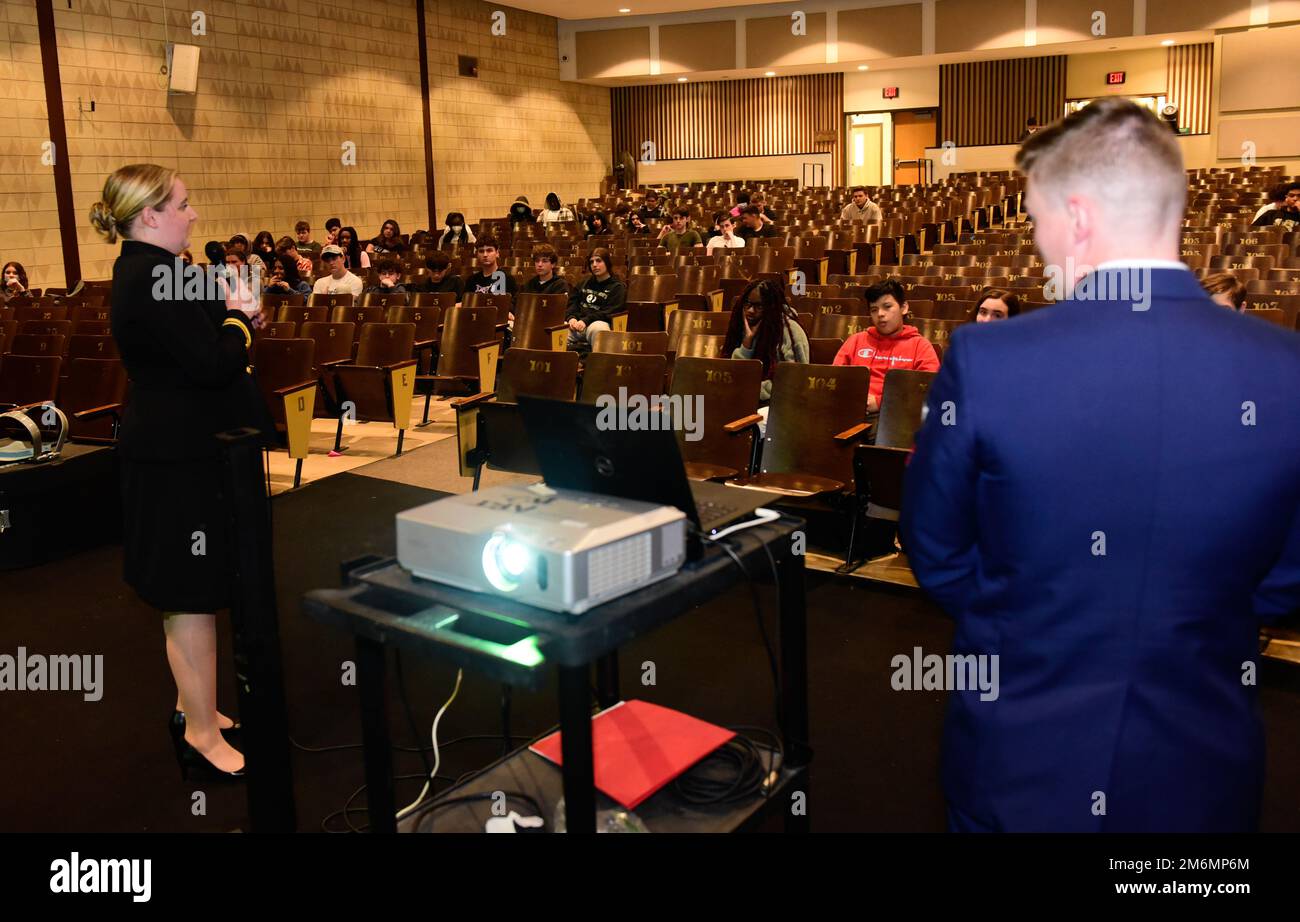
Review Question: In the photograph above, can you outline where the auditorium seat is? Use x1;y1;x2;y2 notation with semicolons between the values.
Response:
415;305;504;425
386;305;443;373
275;304;328;330
578;351;666;405
61;358;127;444
452;347;579;487
250;337;317;487
309;292;354;311
0;354;62;408
511;295;567;351
329;323;418;456
591;330;669;355
9;333;66;358
668;356;763;482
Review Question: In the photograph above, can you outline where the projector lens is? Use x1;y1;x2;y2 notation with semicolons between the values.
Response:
483;533;529;592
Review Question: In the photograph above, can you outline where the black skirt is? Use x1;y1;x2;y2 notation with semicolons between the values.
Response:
120;456;232;613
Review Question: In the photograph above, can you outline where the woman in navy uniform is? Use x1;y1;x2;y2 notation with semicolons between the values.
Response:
91;164;271;781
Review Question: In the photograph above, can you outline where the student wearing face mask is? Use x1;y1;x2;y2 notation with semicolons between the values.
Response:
438;212;476;249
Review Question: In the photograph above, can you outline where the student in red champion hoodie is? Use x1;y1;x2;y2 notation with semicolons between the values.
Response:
832;278;940;418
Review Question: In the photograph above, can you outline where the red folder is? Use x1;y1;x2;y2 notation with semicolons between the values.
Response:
529;699;735;809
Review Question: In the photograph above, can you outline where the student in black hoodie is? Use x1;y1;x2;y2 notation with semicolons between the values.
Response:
522;244;570;296
424;251;465;300
565;247;625;352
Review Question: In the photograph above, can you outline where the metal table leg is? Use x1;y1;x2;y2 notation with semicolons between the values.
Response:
778;542;812;833
558;663;597;833
357;635;396;834
594;651;620;709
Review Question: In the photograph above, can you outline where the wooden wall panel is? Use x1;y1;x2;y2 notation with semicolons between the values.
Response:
1166;43;1212;135
612;74;844;185
940;56;1067;146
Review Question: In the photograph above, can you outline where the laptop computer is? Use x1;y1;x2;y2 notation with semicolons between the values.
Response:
517;395;777;537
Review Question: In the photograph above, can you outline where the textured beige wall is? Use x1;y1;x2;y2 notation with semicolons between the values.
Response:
1;0;60;290
1;0;610;289
428;0;610;229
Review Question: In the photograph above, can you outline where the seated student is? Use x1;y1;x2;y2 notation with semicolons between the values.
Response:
638;190;666;222
337;226;371;271
971;287;1021;323
749;190;777;223
1252;182;1300;229
728;189;751;218
1253;183;1289;223
438;212;475;249
276;236;314;276
294;220;321;260
228;235;264;274
565;247;625;353
585;211;611;238
522;244;570;296
2;261;29;302
840;186;883;225
723;278;810;404
367;219;407;255
365;257;407;294
658;208;703;252
263;254;312;297
323;217;342;247
423;251;465;300
832;278;940;429
539;192;575;226
706;214;746;254
465;236;519;300
222;247;264;328
627;212;655;235
1201;272;1247;312
311;244;363;297
251;230;277;269
737;205;779;242
508;196;535;225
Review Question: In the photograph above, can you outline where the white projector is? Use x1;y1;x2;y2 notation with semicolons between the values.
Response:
396;483;688;614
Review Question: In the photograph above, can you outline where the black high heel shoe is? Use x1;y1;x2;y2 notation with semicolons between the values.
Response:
169;712;245;782
170;710;241;744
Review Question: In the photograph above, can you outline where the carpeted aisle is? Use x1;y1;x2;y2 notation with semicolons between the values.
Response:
3;468;1299;832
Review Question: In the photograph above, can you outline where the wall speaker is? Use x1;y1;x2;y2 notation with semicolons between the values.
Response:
166;43;200;94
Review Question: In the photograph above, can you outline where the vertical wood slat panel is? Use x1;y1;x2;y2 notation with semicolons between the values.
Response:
939;56;1067;147
610;73;843;163
1167;43;1212;135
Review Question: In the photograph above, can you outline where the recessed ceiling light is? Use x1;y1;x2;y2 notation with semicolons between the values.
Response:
765;71;776;77
857;65;868;71
1161;39;1175;46
619;7;631;12
677;77;687;82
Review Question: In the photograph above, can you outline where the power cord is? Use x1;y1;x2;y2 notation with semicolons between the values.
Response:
397;668;463;821
671;725;784;805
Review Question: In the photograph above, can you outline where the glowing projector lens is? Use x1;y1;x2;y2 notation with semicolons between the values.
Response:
483;533;531;591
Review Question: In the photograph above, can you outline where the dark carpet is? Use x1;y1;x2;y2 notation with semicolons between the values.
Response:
2;471;1298;832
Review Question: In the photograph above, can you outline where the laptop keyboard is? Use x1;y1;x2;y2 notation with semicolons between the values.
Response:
696;499;738;521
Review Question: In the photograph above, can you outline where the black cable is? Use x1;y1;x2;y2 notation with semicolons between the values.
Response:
500;684;513;759
394;650;433;779
291;732;532;756
320;772;459;834
697;526;784;735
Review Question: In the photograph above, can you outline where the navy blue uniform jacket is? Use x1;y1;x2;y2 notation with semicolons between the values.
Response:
900;268;1300;832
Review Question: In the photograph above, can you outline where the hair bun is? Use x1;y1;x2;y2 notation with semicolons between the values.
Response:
90;201;119;243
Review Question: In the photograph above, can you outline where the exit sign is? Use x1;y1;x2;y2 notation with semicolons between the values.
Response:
1106;71;1126;85
882;86;899;99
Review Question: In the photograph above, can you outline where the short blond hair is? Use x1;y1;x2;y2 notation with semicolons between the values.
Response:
1015;99;1185;228
89;163;178;244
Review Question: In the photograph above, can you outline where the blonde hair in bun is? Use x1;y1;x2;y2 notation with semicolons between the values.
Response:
90;163;178;244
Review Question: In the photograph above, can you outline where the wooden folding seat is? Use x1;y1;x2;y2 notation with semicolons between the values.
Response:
1243;293;1299;329
624;273;680;331
70;303;110;324
511;294;568;351
726;363;873;499
59;358;127;444
262;292;305;316
386;305;442;373
9;333;66;358
250;337;318;486
665;356;764;481
329;323;418;456
259;321;297;339
309;292;354;310
0;319;16;354
275;304;328;330
415;305;504;424
812;312;872;340
578;351;667;405
1210;254;1274;273
798;296;867;317
675;265;724;312
69;319;110;337
14;305;67;324
805;338;840;364
299;321;356;416
591;330;669;356
361;290;409;310
0;353;62;407
453;347;579;487
911;316;964;349
330;304;386;355
1245;308;1288;328
19;318;72;342
1246;279;1300;296
461;291;515;314
792;236;829;285
665;310;731;355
